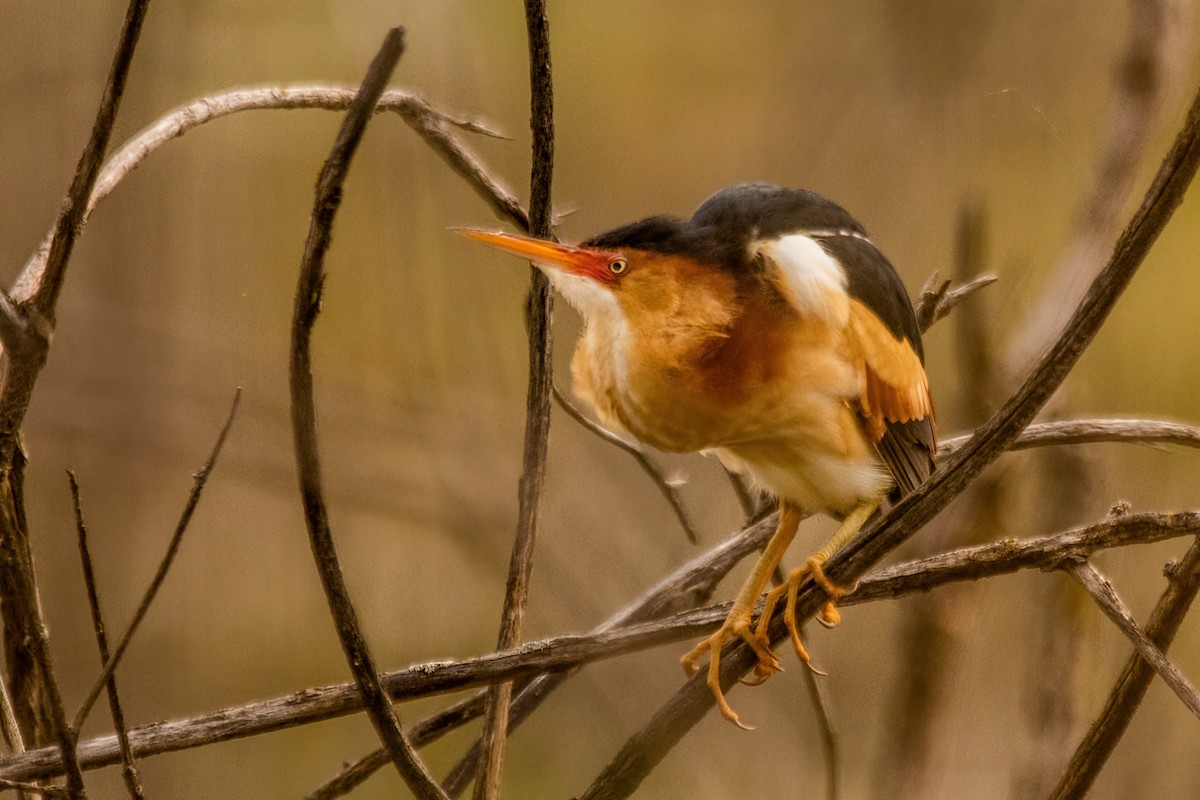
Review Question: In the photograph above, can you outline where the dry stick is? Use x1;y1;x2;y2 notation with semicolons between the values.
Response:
0;4;150;797
0;674;22;755
553;386;700;545
67;474;145;800
287;27;448;800
577;73;1200;800
306;692;491;800
320;413;1200;799
72;390;240;732
472;2;556;798
3;511;1195;785
1064;560;1200;720
8;0;149;314
798;624;839;800
14;85;521;275
442;514;788;798
0;777;66;798
914;271;998;334
938;418;1200;457
1049;537;1200;800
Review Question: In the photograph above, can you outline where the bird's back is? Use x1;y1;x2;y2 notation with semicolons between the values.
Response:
692;183;936;498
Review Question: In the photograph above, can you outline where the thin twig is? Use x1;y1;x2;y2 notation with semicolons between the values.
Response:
473;3;556;798
18;85;524;288
798;624;839;800
286;27;448;800
12;0;149;317
1050;537;1200;800
913;271;998;335
67;473;144;800
0;671;22;756
0;5;151;797
553;386;700;544
0;777;67;797
938;418;1200;458
1064;560;1200;719
577;73;1200;800
73;389;241;732
319;406;1200;798
3;511;1196;784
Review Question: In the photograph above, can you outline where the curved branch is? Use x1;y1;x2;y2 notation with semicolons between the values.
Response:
16;85;525;296
286;29;448;800
938;418;1200;459
1;511;1195;784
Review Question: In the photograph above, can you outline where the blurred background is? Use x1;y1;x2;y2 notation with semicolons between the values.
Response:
2;1;1199;797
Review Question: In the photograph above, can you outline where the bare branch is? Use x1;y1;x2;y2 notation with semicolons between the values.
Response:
1050;537;1200;799
799;626;840;800
938;418;1200;459
0;777;67;797
286;28;448;800
16;86;526;296
73;389;240;732
67;473;144;800
11;0;150;317
577;73;1200;799
914;271;999;335
2;511;1196;784
1065;560;1200;720
0;7;152;797
474;4;557;796
554;386;700;545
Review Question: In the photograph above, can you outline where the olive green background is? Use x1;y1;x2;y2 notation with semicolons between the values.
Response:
1;2;1198;797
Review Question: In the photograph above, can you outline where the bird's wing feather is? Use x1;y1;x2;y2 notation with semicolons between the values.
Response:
846;298;936;495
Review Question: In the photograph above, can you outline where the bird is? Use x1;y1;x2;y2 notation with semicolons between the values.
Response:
459;183;935;728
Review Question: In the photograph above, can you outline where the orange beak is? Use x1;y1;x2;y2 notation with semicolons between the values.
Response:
456;229;618;286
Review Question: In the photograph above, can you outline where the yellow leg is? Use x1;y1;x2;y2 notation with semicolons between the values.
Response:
680;502;804;729
753;500;879;668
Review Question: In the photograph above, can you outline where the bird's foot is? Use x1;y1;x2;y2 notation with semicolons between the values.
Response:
751;556;848;673
681;609;780;730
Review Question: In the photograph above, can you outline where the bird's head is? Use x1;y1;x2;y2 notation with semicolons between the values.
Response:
458;217;740;329
457;229;629;321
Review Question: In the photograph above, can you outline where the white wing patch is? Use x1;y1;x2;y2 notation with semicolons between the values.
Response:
763;234;850;325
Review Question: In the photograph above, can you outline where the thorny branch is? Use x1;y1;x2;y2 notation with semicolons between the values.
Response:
2;511;1197;784
287;27;449;800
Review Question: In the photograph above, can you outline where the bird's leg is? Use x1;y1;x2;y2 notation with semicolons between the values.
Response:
680;502;804;729
754;500;879;669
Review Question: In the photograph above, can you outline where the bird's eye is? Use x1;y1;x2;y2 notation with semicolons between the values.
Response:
609;258;628;275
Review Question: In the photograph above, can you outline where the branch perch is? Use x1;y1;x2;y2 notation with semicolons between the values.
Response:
577;71;1200;800
1;511;1196;784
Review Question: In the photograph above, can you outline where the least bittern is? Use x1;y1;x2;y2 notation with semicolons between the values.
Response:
461;183;935;728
